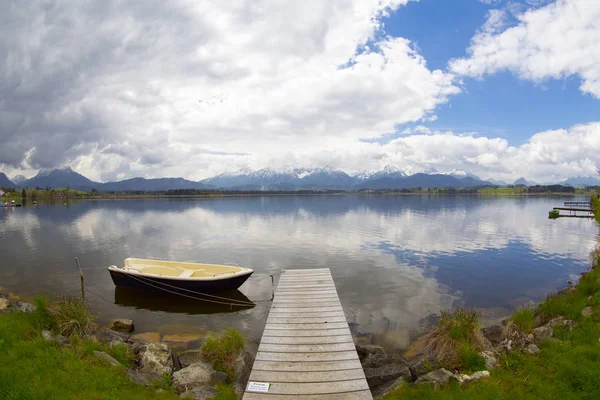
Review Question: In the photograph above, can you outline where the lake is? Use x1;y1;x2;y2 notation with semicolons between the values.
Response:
0;195;597;348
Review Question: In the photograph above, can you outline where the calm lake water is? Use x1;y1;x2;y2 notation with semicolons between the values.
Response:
0;196;597;348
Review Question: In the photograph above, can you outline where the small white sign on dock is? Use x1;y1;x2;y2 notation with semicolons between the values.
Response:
247;381;270;393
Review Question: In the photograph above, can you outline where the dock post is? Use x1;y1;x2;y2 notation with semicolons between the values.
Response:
75;257;84;299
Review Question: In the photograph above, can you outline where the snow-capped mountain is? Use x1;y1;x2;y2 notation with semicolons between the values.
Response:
11;175;28;186
201;166;356;189
442;169;481;180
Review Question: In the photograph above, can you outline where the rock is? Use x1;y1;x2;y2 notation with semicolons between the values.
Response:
180;386;219;399
96;327;130;344
178;350;204;369
93;351;123;367
526;344;540;355
233;351;255;398
41;330;54;341
547;316;565;327
409;355;434;381
109;318;135;333
471;371;491;380
480;351;498;370
162;333;204;351
172;362;227;394
453;371;489;386
498;322;534;354
128;341;147;356
0;298;9;312
140;343;174;377
372;377;405;398
563;320;577;331
581;307;593;317
16;301;36;313
41;330;70;347
131;332;161;344
415;368;455;389
588;296;595;305
126;368;152;386
481;325;503;346
364;361;412;390
109;339;125;349
355;344;385;361
532;326;553;343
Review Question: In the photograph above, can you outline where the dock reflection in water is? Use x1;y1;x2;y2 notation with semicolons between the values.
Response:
114;287;255;314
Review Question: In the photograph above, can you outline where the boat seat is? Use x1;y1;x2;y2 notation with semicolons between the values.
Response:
179;270;195;278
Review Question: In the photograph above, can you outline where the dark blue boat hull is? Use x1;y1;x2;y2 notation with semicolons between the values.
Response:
109;269;253;294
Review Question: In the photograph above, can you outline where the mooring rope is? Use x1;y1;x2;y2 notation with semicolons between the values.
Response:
124;273;255;308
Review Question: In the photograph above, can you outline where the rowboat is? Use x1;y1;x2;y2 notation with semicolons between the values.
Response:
108;258;254;294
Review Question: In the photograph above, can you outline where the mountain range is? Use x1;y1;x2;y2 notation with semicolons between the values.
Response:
1;167;598;192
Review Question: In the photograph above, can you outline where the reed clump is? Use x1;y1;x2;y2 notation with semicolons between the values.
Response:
201;328;245;380
426;307;485;370
46;296;95;337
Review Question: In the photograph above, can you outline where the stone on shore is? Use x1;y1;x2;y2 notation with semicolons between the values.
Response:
16;301;36;313
531;326;553;343
172;362;227;394
581;307;593;317
415;368;455;389
526;344;540;355
0;297;9;312
480;351;498;369
95;327;130;344
131;332;161;344
93;351;123;367
373;377;405;398
126;368;152;386
162;333;204;350
233;351;256;399
362;353;412;389
563;320;577;331
547;316;565;327
481;325;503;346
109;318;135;333
180;386;219;399
355;344;385;360
177;350;204;369
140;343;174;378
41;330;69;347
453;370;490;386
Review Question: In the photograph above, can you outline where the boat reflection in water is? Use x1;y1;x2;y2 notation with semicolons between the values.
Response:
114;287;255;314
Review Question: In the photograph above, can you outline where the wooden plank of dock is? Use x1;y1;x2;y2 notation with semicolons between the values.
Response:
243;268;372;400
553;207;593;212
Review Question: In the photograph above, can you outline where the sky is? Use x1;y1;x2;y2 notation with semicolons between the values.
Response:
0;0;599;183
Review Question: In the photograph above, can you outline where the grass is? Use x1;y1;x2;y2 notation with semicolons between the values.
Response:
511;307;536;332
384;256;600;399
201;328;245;380
425;308;485;370
0;311;177;400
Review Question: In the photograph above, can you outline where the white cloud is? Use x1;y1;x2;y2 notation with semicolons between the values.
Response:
450;0;600;98
1;0;469;181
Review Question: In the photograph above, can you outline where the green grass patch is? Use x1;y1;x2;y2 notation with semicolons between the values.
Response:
510;307;536;332
0;311;177;400
211;383;238;400
201;328;245;380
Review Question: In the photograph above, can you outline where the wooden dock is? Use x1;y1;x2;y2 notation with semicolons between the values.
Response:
553;207;593;213
243;268;372;400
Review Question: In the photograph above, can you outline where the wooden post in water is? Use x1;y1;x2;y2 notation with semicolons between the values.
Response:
75;257;84;299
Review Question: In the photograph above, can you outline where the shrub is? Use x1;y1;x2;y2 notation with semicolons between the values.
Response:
48;296;94;337
460;344;487;373
201;328;245;380
426;308;484;370
511;307;536;333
